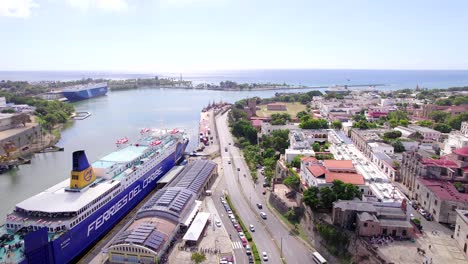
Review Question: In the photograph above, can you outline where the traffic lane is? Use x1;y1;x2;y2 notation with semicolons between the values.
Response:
217;115;281;264
221;153;280;264
212;185;248;264
219;114;315;264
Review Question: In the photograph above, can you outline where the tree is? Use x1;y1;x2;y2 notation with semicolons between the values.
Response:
296;110;309;119
352;114;366;122
191;252;206;264
291;155;303;168
417;120;434;127
429;111;450;123
312;142;321;152
383;131;402;139
303;187;320;210
283;173;300;190
331;120;342;129
392;140;405;153
435;98;452;106
11;113;31;127
433;123;452;133
284;208;298;221
300;118;328;129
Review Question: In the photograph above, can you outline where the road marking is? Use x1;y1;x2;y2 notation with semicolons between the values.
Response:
232;241;243;249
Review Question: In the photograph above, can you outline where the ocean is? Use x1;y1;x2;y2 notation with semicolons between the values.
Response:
1;69;468;90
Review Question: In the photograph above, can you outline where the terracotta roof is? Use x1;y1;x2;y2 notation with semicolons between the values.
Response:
251;120;263;127
421;158;459;168
307;165;326;177
453;147;468;157
323;160;354;170
417;178;468;202
325;172;365;185
301;157;318;163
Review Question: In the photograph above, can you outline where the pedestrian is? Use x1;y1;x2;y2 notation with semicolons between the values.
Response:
429;245;431;250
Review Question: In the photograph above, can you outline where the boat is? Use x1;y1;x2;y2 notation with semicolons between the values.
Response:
62;82;108;102
0;128;189;264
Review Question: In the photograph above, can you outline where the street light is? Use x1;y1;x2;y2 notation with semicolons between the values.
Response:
280;237;283;259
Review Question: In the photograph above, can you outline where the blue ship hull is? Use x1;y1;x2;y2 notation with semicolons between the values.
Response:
63;85;108;102
22;140;188;264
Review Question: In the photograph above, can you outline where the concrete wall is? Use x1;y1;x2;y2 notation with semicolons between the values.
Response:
455;211;468;257
357;220;380;237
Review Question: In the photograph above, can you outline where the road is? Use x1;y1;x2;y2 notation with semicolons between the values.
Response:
216;112;316;264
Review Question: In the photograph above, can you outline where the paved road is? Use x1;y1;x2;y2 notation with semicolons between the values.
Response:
216;112;316;264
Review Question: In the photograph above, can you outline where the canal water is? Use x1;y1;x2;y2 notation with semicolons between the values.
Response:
0;87;316;221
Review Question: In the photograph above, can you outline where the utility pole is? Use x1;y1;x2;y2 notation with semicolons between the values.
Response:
281;237;283;259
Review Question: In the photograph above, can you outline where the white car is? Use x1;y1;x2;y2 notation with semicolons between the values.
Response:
249;224;255;232
215;220;222;227
238;232;245;238
262;252;268;261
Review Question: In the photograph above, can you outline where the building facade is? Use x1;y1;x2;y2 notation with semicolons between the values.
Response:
455;209;468;257
414;178;468;224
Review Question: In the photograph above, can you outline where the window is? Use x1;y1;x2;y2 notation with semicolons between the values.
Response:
434;200;438;205
453;205;457;211
426;193;429;198
363;223;368;227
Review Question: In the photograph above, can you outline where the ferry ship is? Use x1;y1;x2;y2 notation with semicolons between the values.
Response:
0;128;188;264
62;82;108;101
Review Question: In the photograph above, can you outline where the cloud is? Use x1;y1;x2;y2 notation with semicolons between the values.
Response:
0;0;39;18
67;0;128;11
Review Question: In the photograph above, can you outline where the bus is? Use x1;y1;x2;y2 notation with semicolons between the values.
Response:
312;252;327;264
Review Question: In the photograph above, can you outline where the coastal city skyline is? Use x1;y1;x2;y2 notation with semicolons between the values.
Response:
1;0;468;72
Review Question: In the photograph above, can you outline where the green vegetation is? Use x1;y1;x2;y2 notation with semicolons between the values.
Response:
270;113;291;125
315;222;350;256
392;139;405;153
429;111;450;123
302;180;362;210
417;120;434;127
283;169;300;191
299;115;328;129
296;110;309;119
383;130;402;139
387;110;409;128
191;252;206;264
315;153;334;160
433;123;452;133
435;95;468;106
331;120;342;129
290;155;303;168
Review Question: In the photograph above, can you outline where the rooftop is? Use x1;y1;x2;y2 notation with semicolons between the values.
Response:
101;145;148;163
333;200;377;212
418;178;468;202
358;212;378;222
168;160;217;194
307;164;326;177
368;142;393;149
453;146;468;157
182;212;210;241
456;209;468;225
323;160;354;170
326;172;365;185
408;125;439;134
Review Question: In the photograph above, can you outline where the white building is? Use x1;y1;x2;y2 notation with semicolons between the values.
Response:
461;122;468;136
455;209;468;257
368;142;394;155
285;148;315;163
443;132;468;155
395;125;441;142
0;97;6;108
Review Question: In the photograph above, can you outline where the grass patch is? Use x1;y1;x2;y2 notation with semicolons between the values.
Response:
257;102;307;118
269;203;308;242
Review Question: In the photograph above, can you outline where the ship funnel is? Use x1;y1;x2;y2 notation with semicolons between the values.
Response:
70;150;96;189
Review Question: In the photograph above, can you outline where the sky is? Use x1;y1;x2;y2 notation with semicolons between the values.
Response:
0;0;468;72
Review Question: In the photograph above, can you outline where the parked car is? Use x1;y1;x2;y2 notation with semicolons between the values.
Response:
249;224;255;232
241;237;248;247
418;208;427;216
262;252;268;261
238;232;245;239
260;212;267;219
256;203;263;209
262;189;266;195
235;225;242;232
215;220;222;227
245;245;252;255
248;254;254;263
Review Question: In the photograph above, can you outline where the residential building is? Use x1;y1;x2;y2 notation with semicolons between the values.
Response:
371;152;397;180
251;119;263;132
414;178;468;224
284;129;328;162
443;132;468;155
332;200;413;238
422;104;468;119
395;125;441;142
350;129;390;159
368;142;394;155
267;103;287;111
461;122;468;136
299;159;366;192
400;147;468;197
455;209;468;257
